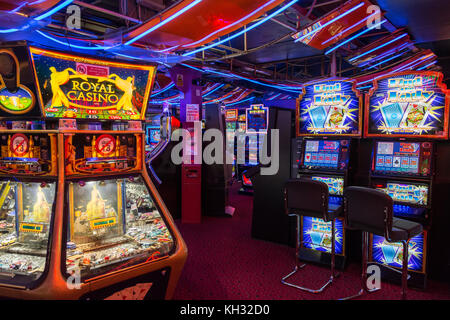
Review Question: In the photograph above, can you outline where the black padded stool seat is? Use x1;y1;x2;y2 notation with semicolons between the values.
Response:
281;179;341;294
343;186;423;300
391;218;423;241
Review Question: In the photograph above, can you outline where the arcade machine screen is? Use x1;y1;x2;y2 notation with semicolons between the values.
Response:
0;181;55;284
146;126;161;153
374;141;424;176
302;139;350;171
66;176;174;280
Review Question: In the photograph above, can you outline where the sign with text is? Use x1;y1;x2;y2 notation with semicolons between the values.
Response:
29;47;156;120
365;71;448;138
297;79;362;136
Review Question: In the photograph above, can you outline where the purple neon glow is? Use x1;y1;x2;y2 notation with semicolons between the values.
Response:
321;11;380;46
348;33;408;62
182;0;278;48
358;42;411;67
295;2;365;42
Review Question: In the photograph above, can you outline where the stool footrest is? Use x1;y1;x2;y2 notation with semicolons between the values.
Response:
281;264;339;294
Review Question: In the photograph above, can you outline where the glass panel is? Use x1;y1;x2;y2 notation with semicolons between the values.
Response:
66;176;174;279
0;180;55;285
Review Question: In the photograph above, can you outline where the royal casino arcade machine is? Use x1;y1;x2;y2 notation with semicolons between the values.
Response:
293;78;362;269
0;44;187;299
238;104;268;195
364;71;449;288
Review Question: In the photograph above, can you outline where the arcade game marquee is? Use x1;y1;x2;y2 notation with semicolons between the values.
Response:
292;78;362;269
364;71;449;288
0;44;187;299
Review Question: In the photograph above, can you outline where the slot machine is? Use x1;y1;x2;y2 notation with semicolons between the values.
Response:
224;108;238;179
238;104;268;195
0;44;187;299
364;71;449;288
292;78;363;269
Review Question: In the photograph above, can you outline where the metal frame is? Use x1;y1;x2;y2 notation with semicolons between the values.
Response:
281;188;339;294
341;200;412;300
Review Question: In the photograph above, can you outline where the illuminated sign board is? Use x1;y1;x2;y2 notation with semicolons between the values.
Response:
246;104;268;134
297;79;362;136
365;71;448;138
29;47;156;120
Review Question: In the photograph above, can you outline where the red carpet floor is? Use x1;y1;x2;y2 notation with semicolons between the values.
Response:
173;183;450;300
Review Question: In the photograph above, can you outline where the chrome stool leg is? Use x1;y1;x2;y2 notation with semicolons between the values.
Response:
340;231;380;300
281;215;338;294
401;240;410;300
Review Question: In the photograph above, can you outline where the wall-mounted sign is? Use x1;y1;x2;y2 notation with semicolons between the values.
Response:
246;104;268;134
365;71;448;138
185;104;199;122
297;79;362;136
29;47;156;120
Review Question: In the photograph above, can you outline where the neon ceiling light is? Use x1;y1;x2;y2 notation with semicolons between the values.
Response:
325;19;386;55
358;42;410;67
295;2;365;43
397;57;434;72
417;61;437;71
180;64;300;93
348;33;408;62
151;83;175;97
393;54;434;72
34;0;73;21
203;84;225;97
267;93;282;100
356;85;372;90
183;0;279;48
225;96;256;106
321;11;379;46
36;30;118;50
125;0;203;46
366;51;407;70
183;0;298;57
1;0;74;33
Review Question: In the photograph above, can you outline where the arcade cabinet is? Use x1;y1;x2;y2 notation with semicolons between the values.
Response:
364;71;449;288
0;44;187;299
291;78;362;269
202;104;234;216
238;105;268;195
250;106;295;245
145;108;182;219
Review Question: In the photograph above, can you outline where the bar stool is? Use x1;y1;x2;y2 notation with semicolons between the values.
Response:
281;179;342;294
343;186;423;300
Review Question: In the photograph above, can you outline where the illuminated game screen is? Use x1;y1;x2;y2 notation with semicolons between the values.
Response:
371;233;425;272
303;140;341;169
66;176;174;279
366;73;448;138
147;127;161;145
377;182;428;206
302;217;344;255
375;141;421;174
246;105;268;133
311;176;344;196
298;80;361;136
